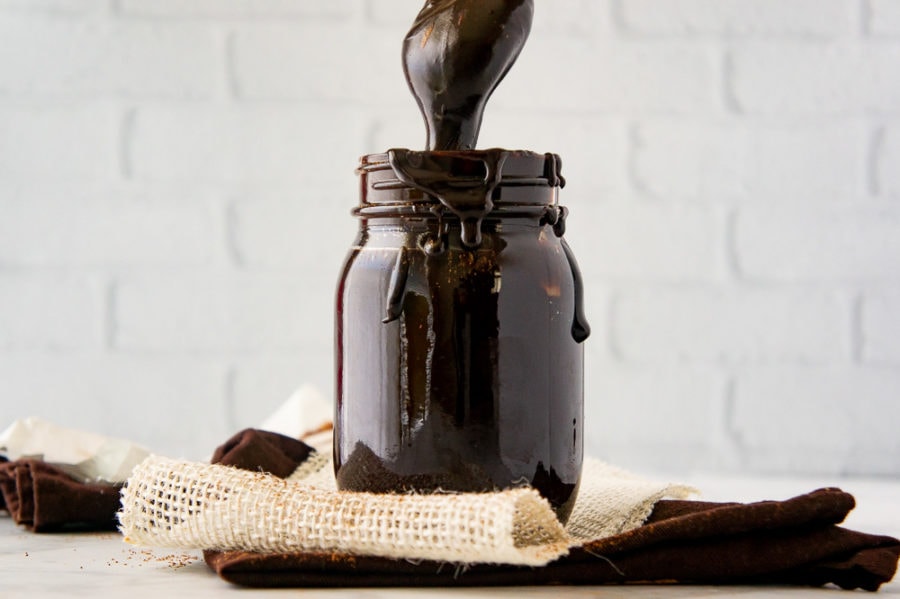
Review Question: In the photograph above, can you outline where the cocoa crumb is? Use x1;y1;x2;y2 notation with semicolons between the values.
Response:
103;548;196;570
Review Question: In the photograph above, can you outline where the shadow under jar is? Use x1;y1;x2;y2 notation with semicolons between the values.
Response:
334;149;589;523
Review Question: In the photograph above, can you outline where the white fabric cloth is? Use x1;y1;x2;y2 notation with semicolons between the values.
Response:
258;385;332;440
0;418;149;483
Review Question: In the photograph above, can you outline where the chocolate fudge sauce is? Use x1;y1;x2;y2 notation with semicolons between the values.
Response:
402;0;534;151
334;1;588;522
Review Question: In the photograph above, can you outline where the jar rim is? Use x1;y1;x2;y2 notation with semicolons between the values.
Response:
357;148;565;190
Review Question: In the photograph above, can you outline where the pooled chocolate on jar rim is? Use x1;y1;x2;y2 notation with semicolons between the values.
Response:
387;148;554;248
402;0;534;151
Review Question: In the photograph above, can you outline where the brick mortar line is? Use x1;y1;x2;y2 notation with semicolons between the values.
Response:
118;107;136;180
868;123;886;196
861;0;873;36
851;292;865;364
104;276;118;353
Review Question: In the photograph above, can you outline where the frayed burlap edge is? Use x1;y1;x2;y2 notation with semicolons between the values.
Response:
566;460;697;541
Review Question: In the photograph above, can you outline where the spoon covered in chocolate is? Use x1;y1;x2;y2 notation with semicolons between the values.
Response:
402;0;534;151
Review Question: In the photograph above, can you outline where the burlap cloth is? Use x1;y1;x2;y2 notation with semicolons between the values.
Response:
117;429;900;590
119;434;694;566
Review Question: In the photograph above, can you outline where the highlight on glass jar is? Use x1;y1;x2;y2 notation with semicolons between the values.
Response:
334;149;589;523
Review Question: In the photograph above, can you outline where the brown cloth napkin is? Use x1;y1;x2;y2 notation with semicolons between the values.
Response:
206;429;900;592
0;459;121;532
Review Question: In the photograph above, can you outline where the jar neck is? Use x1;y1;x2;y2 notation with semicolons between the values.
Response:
357;149;565;247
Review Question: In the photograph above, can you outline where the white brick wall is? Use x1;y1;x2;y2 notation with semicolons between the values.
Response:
0;185;216;266
735;205;900;280
129;106;366;186
576;204;721;280
0;16;220;98
611;288;850;363
493;38;719;114
730;42;900;114
870;0;900;35
117;0;354;19
114;273;328;352
633;120;868;198
732;367;900;474
862;290;900;364
0;104;119;180
0;355;228;456
881;125;900;195
587;365;727;472
0;274;103;350
0;0;107;15
0;0;898;474
617;0;858;36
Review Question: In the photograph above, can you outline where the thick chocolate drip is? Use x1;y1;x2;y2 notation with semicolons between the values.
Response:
402;0;534;151
561;240;591;343
388;149;508;248
383;246;410;323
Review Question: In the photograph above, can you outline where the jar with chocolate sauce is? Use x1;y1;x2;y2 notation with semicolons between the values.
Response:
334;148;589;522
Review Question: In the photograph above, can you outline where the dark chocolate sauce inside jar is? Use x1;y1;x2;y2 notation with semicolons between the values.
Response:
336;152;589;522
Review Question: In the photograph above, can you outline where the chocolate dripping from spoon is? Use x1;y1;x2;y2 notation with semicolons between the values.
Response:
389;0;590;342
401;0;534;152
392;0;535;247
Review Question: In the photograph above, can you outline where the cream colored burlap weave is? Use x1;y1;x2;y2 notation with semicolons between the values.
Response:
118;452;694;567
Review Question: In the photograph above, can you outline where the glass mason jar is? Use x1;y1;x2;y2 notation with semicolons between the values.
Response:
334;149;589;522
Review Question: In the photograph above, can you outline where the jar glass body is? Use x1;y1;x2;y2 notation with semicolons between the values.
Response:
334;152;585;521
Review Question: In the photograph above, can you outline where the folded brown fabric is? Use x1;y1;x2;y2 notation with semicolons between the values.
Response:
0;459;121;532
206;429;900;591
210;428;314;478
0;455;7;512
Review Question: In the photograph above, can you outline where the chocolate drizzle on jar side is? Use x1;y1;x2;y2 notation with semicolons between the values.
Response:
402;0;535;151
379;149;589;344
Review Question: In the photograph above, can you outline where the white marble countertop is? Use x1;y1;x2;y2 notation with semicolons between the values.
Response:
3;474;899;598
